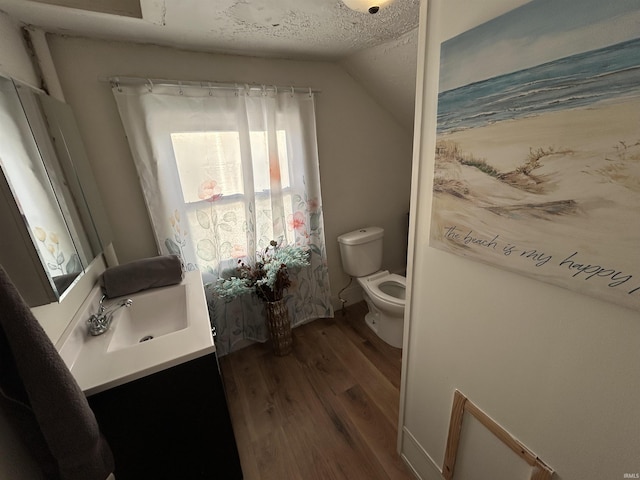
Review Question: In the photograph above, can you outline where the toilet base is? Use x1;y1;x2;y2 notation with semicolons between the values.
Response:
362;296;404;349
364;310;379;335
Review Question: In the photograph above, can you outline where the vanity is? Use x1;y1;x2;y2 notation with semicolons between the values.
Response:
1;71;241;478
57;271;243;479
0;71;242;480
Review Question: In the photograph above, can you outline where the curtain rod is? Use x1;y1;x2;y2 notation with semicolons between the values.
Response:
99;75;320;95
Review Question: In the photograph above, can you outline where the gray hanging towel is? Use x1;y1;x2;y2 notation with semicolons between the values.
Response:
0;266;114;480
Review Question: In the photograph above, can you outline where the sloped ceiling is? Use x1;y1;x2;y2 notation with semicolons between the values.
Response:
341;27;418;133
0;0;419;129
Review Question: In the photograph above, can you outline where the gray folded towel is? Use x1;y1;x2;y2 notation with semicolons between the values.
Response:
0;266;114;480
100;254;184;299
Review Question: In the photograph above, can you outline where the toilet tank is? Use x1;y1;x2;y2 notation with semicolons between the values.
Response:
337;227;384;277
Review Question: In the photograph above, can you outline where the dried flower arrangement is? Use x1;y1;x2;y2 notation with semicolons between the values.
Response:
211;241;309;303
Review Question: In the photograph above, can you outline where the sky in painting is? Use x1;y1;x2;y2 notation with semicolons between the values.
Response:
439;0;640;92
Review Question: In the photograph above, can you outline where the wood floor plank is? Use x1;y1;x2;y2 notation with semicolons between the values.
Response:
219;301;414;480
258;353;315;421
227;342;282;443
218;357;262;480
334;305;403;389
290;329;390;480
314;319;401;427
338;384;414;479
293;321;357;396
279;393;383;480
251;427;300;480
256;331;380;479
279;416;351;479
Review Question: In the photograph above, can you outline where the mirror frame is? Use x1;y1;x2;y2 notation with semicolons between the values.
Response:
0;74;111;306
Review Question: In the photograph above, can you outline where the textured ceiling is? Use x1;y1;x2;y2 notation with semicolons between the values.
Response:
0;0;420;60
0;0;420;132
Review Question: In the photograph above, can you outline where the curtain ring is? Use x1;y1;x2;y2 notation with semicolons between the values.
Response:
235;83;240;96
262;85;267;97
290;86;295;97
178;81;183;95
147;79;153;92
308;87;312;98
208;82;213;96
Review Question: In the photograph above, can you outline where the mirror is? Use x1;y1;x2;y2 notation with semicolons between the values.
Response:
0;74;104;305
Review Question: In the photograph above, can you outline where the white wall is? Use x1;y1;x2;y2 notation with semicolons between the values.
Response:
46;36;414;308
400;1;640;480
0;12;37;84
341;28;418;134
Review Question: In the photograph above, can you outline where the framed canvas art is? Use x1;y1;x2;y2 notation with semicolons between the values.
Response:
430;0;640;311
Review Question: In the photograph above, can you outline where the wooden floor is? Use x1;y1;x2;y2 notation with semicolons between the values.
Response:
218;301;414;480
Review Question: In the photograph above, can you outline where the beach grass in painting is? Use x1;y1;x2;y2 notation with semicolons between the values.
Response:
431;1;640;311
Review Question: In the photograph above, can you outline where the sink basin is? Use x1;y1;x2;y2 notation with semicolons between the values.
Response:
107;285;189;352
57;270;215;396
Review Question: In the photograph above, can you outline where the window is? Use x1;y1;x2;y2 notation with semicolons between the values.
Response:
170;130;295;262
112;82;333;355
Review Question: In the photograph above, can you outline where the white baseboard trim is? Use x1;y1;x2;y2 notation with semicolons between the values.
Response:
401;427;443;480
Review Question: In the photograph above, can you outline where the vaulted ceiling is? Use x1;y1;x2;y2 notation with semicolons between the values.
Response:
0;0;420;130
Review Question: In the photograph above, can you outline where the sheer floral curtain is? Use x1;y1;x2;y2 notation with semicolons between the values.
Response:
112;81;333;355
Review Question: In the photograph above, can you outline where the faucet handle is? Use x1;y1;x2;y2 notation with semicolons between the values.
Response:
98;294;107;314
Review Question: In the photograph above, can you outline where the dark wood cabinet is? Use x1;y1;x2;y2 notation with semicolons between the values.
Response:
88;352;242;479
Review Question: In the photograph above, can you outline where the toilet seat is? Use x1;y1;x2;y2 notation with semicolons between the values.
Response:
358;271;406;307
355;270;406;348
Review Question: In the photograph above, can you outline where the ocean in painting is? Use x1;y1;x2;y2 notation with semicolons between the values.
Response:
437;36;640;134
432;32;640;312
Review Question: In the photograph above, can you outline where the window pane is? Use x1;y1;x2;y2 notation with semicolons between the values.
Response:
277;130;291;189
172;129;295;261
249;130;290;191
186;200;248;265
249;131;269;192
171;131;243;202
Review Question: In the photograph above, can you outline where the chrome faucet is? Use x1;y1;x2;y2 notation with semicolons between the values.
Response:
87;294;133;336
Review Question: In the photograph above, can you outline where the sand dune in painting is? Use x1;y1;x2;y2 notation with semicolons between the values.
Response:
431;97;640;309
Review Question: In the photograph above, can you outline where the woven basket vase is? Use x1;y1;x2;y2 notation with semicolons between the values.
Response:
264;299;292;356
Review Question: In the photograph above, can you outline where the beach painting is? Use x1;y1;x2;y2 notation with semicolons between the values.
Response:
431;0;640;311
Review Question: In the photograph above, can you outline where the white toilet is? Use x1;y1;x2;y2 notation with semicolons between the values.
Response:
338;227;405;348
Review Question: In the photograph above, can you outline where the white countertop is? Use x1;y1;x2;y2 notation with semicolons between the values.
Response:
57;271;215;396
